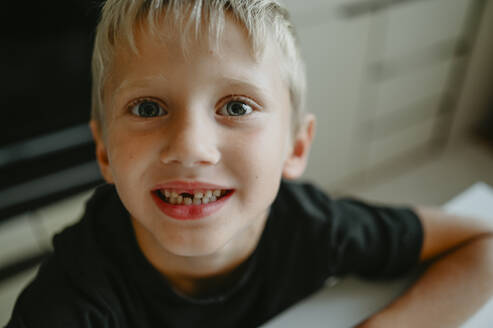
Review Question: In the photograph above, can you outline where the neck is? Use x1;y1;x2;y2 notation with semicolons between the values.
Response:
131;212;267;298
166;257;252;298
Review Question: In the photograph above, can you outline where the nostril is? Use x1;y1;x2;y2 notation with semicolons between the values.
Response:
198;160;217;166
159;145;221;167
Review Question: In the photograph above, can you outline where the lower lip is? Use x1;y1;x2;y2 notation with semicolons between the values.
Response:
151;190;234;220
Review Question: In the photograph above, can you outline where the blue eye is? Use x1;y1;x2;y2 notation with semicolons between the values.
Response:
130;100;166;118
219;101;253;117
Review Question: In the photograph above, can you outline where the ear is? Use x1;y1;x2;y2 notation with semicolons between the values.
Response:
282;114;316;180
89;120;114;184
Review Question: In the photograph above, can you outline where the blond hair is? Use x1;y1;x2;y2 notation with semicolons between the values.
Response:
91;0;306;134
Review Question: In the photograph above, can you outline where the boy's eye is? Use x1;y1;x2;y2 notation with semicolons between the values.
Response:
218;101;253;117
130;100;166;118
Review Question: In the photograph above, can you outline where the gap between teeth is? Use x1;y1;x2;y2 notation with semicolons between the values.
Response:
162;189;226;205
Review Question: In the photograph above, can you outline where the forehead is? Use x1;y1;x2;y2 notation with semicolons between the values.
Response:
106;13;289;103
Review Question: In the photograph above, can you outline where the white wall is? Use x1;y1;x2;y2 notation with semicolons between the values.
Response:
281;0;491;190
450;0;493;145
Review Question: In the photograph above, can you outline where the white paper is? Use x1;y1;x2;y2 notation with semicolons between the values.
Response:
444;182;493;221
446;182;493;328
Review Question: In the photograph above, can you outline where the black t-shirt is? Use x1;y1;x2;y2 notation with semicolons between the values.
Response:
7;180;423;328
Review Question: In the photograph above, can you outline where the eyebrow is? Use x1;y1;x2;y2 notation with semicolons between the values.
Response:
113;75;272;104
113;74;169;96
219;77;271;103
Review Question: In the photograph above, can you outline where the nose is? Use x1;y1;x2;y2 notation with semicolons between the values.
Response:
159;111;221;168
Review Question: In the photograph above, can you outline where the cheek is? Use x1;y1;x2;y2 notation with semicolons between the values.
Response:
228;123;285;166
106;130;156;185
223;120;287;198
106;131;161;224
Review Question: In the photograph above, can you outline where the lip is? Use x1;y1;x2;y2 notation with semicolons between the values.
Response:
151;180;235;220
152;180;232;194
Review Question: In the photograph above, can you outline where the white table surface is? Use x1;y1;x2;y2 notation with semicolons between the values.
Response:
262;182;493;328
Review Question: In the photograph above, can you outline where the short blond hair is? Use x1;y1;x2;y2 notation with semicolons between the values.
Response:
91;0;306;134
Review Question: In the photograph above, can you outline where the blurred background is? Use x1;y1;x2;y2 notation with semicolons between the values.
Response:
1;0;492;324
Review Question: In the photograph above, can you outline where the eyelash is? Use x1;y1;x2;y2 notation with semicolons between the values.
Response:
125;95;260;119
217;95;259;120
126;97;166;118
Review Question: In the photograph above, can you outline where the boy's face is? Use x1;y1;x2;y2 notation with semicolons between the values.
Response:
91;16;313;260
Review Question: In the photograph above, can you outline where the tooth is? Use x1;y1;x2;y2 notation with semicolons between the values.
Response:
184;198;192;205
170;197;177;205
164;190;171;197
210;195;217;202
213;190;221;197
177;195;183;204
194;192;204;199
171;191;178;198
193;198;201;205
205;190;212;198
202;197;210;204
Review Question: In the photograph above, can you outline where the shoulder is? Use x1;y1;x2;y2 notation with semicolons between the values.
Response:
267;180;334;252
272;179;344;237
277;179;330;201
273;179;423;277
7;255;116;327
276;179;420;229
7;184;128;327
275;179;333;218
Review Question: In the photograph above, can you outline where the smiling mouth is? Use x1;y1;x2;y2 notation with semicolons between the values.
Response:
154;189;233;205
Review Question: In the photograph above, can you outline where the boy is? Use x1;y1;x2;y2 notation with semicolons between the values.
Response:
7;0;493;327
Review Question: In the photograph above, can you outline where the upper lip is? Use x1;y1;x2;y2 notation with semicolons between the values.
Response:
152;180;233;192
